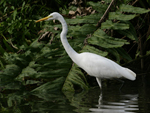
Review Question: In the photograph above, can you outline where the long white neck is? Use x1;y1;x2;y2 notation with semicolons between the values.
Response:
58;15;79;63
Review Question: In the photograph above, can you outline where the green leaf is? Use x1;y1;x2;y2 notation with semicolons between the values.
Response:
119;4;150;14
66;13;100;24
0;45;5;55
21;1;25;11
103;0;112;3
31;77;65;98
81;45;108;57
109;12;136;21
16;67;37;81
4;7;8;13
116;48;132;61
146;35;150;41
0;60;4;69
11;6;15;10
0;64;21;77
88;29;129;48
30;39;43;49
101;20;129;30
7;92;24;107
117;21;138;41
13;10;17;20
117;29;137;41
87;1;108;13
62;64;89;92
5;81;21;90
106;48;120;63
3;39;14;52
0;64;21;87
26;80;41;85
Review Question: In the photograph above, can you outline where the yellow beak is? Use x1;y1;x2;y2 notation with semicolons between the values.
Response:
36;15;52;23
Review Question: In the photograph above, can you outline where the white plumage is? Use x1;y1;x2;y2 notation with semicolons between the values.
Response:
36;12;136;89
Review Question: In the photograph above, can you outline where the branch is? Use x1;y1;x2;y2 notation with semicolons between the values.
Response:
131;0;139;5
96;0;115;27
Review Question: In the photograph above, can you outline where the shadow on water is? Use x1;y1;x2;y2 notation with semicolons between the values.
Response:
0;73;150;113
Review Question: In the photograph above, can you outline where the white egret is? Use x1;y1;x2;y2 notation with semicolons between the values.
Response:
36;12;136;89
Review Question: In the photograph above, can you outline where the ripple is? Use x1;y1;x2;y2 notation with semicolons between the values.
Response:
89;94;139;113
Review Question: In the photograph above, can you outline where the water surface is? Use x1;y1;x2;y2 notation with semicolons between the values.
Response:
63;75;150;113
1;75;150;113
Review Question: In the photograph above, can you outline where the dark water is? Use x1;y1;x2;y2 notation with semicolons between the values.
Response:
62;75;150;113
88;84;139;113
0;75;150;113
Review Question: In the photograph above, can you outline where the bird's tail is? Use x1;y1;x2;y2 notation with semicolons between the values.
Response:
124;68;136;80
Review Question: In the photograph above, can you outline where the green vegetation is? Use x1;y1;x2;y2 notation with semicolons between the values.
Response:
0;0;150;112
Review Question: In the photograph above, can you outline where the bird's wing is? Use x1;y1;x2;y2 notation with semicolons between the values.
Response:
78;52;121;78
78;52;136;80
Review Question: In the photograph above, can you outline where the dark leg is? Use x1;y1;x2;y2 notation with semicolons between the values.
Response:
116;79;124;91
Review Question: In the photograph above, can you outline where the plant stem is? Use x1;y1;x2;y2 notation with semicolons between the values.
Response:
96;0;115;27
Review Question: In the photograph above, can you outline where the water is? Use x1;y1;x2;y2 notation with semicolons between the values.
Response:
0;75;150;113
62;75;150;113
88;87;139;113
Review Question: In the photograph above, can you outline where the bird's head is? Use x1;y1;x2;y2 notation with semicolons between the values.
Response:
36;12;61;23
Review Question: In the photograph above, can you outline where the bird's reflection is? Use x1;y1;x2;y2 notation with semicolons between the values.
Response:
89;93;139;113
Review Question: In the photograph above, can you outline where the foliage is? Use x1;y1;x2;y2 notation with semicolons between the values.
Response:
0;0;68;56
0;0;39;52
0;0;150;111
